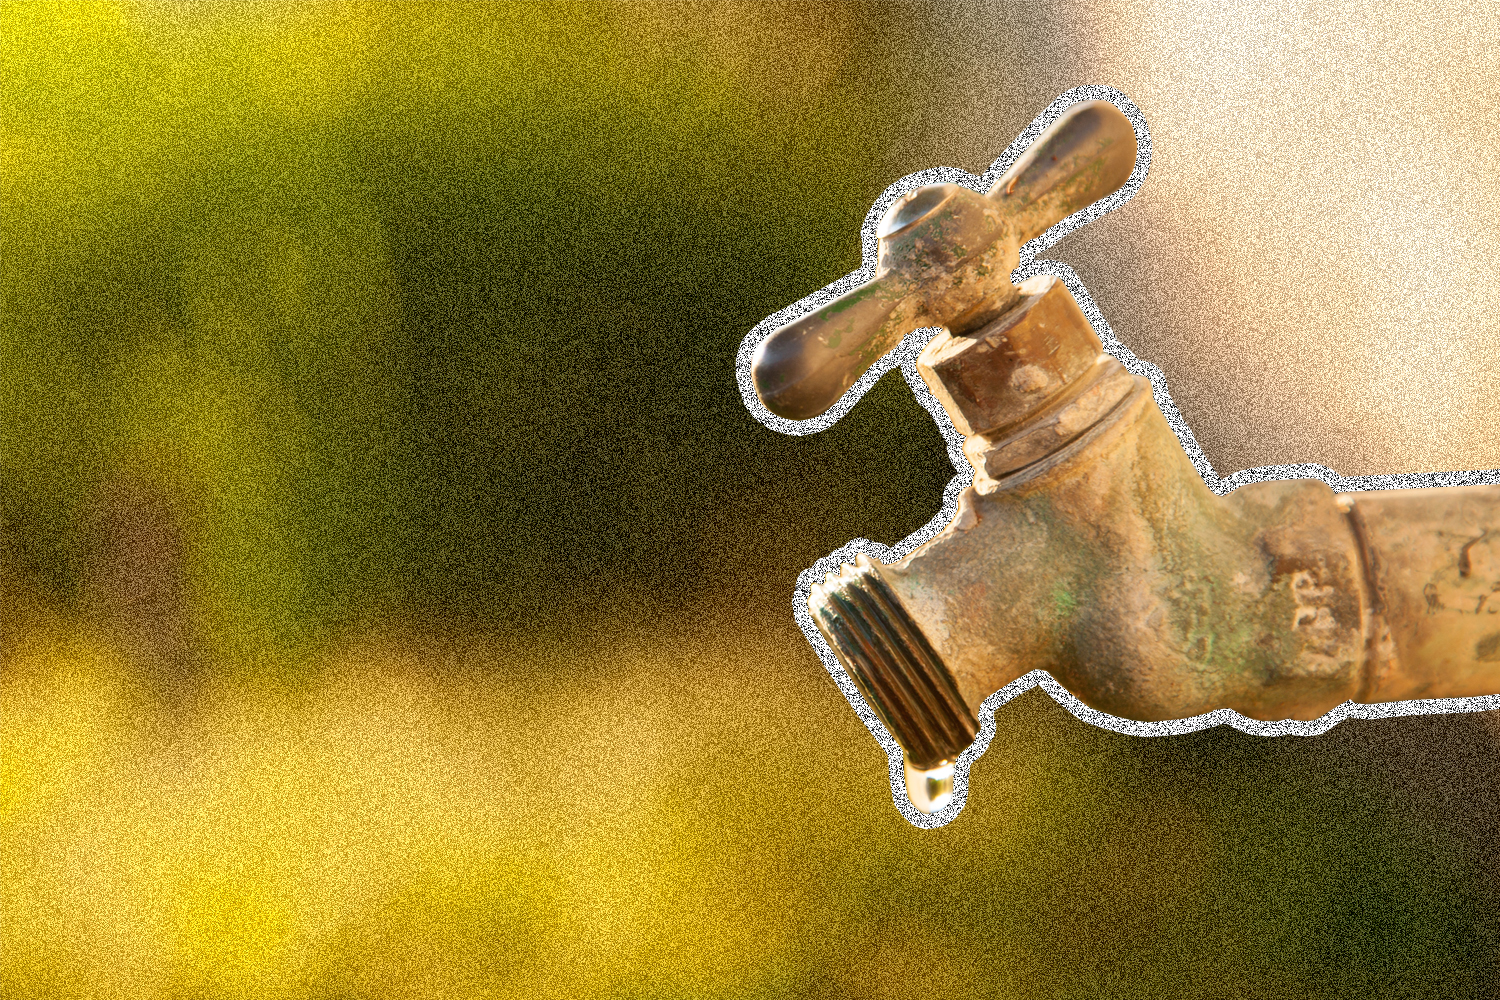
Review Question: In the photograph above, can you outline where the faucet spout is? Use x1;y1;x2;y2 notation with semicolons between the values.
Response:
748;96;1499;816
807;277;1500;779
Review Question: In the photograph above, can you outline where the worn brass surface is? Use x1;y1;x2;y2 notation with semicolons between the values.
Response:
782;91;1497;774
917;273;1106;437
809;278;1499;766
751;100;1136;420
1348;487;1500;699
880;385;1372;723
964;360;1137;482
808;554;980;771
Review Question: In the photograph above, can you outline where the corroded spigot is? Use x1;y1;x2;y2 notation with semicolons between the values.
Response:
753;100;1138;421
748;100;1500;813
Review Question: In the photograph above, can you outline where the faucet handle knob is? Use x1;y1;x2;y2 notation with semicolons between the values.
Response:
752;100;1137;421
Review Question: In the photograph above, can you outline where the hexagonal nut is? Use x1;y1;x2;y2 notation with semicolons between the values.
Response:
917;274;1103;437
965;359;1139;484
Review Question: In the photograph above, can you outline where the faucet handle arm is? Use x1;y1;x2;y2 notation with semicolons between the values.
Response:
750;99;1138;423
751;273;910;421
986;100;1139;245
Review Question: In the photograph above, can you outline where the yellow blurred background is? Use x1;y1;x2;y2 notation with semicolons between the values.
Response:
4;3;1498;998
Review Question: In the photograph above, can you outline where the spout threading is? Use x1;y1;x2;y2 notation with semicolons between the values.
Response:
813;562;979;770
840;581;969;750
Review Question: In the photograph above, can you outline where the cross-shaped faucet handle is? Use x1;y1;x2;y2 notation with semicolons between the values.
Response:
751;100;1138;421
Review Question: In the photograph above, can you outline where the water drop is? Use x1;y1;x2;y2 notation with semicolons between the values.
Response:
904;759;956;814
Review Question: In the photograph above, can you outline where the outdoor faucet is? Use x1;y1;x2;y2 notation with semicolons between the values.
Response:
749;99;1500;813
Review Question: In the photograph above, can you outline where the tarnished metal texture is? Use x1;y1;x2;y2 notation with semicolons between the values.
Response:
809;275;1500;743
778;99;1499;777
1346;486;1500;699
877;384;1375;724
751;99;1137;420
917;273;1106;437
808;554;980;771
963;359;1136;482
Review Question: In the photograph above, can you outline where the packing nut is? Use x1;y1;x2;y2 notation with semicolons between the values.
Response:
917;274;1105;438
964;358;1137;484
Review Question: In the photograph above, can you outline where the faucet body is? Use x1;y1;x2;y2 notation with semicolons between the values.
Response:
747;98;1499;789
809;275;1500;770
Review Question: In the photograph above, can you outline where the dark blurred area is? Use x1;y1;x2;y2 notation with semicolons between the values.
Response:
3;2;954;666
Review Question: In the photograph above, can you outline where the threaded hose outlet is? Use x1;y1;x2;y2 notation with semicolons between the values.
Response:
808;554;980;777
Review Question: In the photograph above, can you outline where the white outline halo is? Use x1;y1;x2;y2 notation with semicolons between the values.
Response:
735;84;1500;829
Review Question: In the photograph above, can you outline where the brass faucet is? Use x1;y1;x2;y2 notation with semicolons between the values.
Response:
747;98;1500;817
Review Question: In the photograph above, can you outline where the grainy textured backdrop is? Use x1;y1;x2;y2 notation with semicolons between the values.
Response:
3;3;1497;998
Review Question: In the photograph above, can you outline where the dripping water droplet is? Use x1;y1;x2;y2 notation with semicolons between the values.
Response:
904;759;956;814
